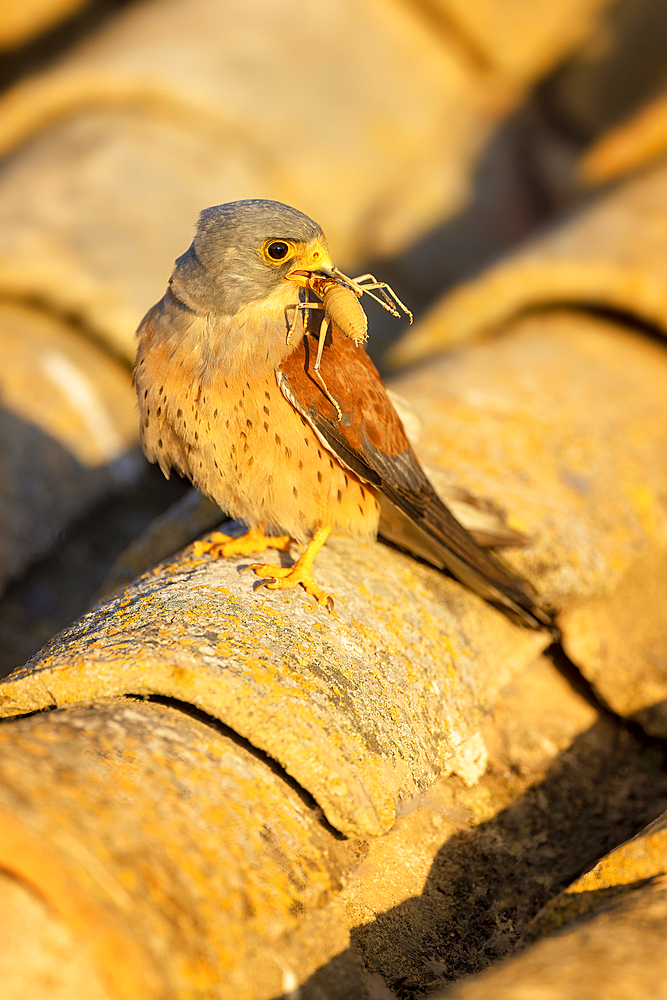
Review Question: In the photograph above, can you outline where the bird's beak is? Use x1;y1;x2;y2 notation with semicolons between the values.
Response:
286;241;335;286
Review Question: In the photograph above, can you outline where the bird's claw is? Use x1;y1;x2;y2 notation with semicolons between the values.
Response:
248;561;335;611
192;528;292;560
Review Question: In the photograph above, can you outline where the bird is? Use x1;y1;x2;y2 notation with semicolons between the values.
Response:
134;199;554;632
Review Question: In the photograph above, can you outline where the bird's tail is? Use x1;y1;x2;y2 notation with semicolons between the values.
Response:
378;494;558;636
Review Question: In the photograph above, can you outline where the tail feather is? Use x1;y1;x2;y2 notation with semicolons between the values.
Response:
378;495;557;635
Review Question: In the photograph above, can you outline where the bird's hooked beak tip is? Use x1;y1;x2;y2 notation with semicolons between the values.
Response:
286;242;335;286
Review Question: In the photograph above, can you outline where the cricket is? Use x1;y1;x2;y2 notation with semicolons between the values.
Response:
286;267;413;420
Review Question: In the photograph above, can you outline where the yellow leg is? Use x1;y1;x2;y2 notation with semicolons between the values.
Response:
192;525;292;559
247;525;334;610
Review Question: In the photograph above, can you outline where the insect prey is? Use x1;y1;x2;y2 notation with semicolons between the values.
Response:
286;269;413;422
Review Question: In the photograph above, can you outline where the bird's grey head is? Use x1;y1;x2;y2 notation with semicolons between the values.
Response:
172;200;330;315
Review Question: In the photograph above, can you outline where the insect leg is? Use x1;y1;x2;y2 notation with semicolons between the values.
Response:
353;277;413;323
312;315;343;422
349;273;376;283
285;295;326;345
285;303;303;345
314;315;330;372
327;265;413;323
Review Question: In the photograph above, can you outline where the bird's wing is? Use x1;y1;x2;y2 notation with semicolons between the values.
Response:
278;326;553;631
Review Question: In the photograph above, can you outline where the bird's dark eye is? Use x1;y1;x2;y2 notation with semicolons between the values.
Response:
267;241;289;260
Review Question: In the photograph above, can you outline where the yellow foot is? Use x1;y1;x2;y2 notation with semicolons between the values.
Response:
192;526;292;559
245;524;335;611
249;562;334;611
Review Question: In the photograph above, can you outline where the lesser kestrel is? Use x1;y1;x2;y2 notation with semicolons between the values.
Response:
135;200;552;631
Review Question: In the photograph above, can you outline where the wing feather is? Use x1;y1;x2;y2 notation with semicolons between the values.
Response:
278;327;554;632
